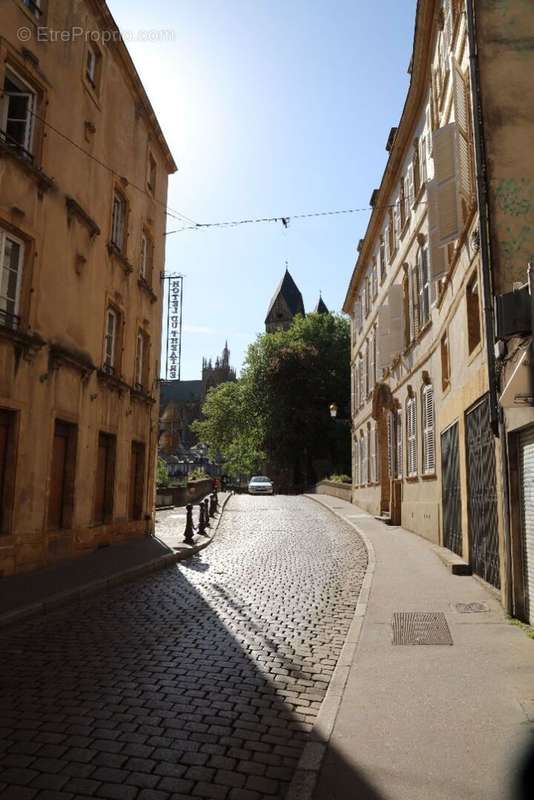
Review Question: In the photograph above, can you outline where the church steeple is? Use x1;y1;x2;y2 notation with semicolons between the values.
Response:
314;294;329;314
265;268;305;333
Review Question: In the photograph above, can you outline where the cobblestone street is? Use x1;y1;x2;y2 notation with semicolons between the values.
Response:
0;495;367;800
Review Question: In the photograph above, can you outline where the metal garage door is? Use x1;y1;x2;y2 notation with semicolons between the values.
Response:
465;395;500;589
519;426;534;624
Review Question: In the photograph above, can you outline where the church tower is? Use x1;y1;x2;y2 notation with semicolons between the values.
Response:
265;268;305;333
313;295;329;314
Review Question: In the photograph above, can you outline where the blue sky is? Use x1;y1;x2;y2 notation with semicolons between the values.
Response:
110;0;417;379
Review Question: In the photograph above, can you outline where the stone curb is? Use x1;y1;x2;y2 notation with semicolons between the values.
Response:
0;492;232;630
285;494;377;800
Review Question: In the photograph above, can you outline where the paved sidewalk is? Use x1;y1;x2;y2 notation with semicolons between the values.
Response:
0;493;229;627
298;494;534;800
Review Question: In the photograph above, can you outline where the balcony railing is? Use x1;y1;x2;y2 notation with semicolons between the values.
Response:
0;309;21;331
101;361;115;376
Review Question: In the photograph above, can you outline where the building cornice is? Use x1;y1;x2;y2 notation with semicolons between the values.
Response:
343;0;437;313
90;0;177;175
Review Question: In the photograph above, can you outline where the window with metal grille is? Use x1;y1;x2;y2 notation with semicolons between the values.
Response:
0;68;36;159
422;384;436;475
0;227;24;330
406;396;417;477
111;191;126;251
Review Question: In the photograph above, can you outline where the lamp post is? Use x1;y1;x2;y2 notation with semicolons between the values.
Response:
329;402;338;419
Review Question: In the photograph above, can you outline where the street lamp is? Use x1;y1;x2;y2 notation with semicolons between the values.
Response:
329;402;338;419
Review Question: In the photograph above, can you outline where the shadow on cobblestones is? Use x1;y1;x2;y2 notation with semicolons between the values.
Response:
0;495;376;800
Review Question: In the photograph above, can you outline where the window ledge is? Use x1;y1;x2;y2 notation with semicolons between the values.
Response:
421;472;437;481
467;340;483;366
0;323;46;361
138;276;157;303
66;196;100;238
405;475;419;482
130;385;155;405
107;242;133;275
0;141;54;195
96;368;130;395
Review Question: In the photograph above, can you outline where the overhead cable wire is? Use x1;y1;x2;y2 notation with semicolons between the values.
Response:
164;200;428;236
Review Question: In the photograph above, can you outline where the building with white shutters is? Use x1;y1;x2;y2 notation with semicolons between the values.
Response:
344;0;534;617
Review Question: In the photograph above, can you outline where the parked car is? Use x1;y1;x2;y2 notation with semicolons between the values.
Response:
248;476;274;495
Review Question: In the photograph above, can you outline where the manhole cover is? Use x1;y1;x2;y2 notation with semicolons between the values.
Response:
392;612;453;645
454;602;490;613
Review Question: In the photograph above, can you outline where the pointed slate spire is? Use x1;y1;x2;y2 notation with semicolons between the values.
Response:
314;294;329;314
265;268;305;332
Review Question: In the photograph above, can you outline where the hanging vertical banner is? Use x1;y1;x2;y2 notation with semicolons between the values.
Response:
164;274;184;380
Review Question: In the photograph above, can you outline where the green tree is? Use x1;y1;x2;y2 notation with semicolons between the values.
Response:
192;312;350;489
156;457;170;487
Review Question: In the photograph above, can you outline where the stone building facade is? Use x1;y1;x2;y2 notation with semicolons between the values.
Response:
345;0;534;617
0;0;176;574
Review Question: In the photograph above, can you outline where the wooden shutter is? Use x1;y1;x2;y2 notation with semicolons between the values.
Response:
388;284;403;344
452;62;473;200
396;408;403;478
48;424;69;530
427;179;447;279
432;123;462;244
422;385;436;474
407;397;417;477
129;441;145;520
387;411;394;479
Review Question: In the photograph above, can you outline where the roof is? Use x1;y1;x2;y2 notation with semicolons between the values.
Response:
94;1;177;174
160;380;202;405
342;0;435;313
314;296;329;314
265;269;305;323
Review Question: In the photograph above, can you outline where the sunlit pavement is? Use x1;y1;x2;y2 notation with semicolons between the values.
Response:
0;495;367;800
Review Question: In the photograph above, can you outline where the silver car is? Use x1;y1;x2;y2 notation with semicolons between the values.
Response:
248;475;274;495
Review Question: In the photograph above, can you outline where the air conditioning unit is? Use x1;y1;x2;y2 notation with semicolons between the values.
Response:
495;285;531;339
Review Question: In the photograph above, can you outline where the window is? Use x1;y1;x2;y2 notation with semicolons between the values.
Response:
400;177;407;229
369;421;377;484
421;384;436;475
441;332;450;390
134;330;149;390
364;274;371;318
140;231;153;281
129;441;145;520
413;140;421;197
357;355;364;409
103;306;120;374
387;410;394;479
47;421;77;531
0;227;24;328
0;68;37;158
466;271;481;353
361;430;368;485
111;191;127;252
0;409;17;535
85;43;101;91
354;434;361;487
379;237;386;283
363;342;369;400
93;433;116;524
406;395;417;477
22;0;42;16
369;326;376;391
404;263;420;346
371;259;378;300
417;246;430;327
387;209;395;262
355;294;363;333
147;153;157;194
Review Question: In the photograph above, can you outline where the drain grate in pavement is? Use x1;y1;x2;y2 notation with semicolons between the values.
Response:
392;611;453;645
454;602;489;613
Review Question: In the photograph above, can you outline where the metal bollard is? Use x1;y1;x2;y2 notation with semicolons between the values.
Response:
209;492;217;517
183;503;195;544
213;489;219;510
197;502;207;536
204;497;211;526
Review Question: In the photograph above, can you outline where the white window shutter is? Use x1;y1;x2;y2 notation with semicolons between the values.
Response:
407;163;414;207
396;408;403;478
422;385;436;474
433;123;462;244
426;179;448;279
452;63;473;200
388;284;403;342
406;397;417;477
376;304;391;371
